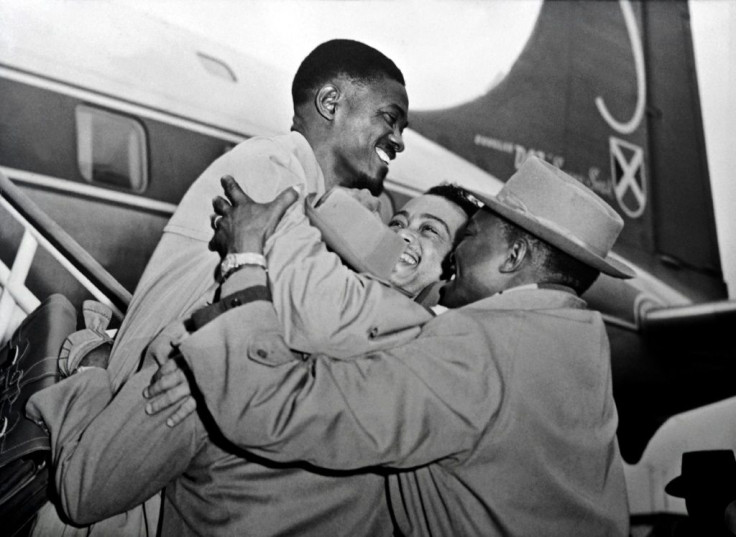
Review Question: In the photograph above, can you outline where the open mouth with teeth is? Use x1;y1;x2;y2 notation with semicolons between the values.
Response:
398;249;419;267
375;147;392;166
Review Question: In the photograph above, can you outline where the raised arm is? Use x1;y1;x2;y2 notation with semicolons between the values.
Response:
179;301;500;471
143;162;430;425
213;173;432;358
263;198;431;357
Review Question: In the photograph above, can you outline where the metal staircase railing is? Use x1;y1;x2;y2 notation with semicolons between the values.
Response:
0;171;131;343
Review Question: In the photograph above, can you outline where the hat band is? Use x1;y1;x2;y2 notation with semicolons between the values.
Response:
495;190;608;258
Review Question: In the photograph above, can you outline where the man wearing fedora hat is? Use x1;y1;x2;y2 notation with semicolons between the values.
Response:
666;450;736;536
151;155;631;535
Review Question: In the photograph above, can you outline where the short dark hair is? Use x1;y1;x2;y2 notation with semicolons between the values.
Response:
496;215;600;295
424;183;481;220
292;39;405;107
423;183;480;280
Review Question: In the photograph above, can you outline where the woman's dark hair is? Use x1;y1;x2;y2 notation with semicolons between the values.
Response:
424;183;481;219
423;183;481;280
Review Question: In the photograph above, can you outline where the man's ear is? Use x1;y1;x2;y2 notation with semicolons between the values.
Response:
499;239;529;274
315;85;339;120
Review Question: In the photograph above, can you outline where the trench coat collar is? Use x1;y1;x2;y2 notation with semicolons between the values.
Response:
464;284;587;313
289;130;327;199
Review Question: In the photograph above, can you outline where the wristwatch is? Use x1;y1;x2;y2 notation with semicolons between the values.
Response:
219;252;267;281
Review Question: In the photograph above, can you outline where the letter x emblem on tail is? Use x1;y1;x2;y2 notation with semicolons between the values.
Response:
610;137;647;218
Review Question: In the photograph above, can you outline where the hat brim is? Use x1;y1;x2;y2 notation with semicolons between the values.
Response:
473;192;636;279
665;475;687;498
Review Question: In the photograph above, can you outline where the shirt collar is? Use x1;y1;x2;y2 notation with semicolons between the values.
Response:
467;283;586;312
289;131;327;198
497;283;539;295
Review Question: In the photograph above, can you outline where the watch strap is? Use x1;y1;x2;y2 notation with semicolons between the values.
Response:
220;252;267;282
189;285;272;330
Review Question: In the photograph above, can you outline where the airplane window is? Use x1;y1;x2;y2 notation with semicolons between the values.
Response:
197;52;237;83
75;106;148;192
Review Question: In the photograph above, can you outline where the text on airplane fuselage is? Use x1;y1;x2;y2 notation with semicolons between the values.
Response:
473;134;613;199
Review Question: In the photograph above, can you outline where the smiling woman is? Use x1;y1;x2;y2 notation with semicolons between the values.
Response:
388;184;479;298
309;184;478;301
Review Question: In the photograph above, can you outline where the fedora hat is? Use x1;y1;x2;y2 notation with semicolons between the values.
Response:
470;156;635;279
665;450;736;498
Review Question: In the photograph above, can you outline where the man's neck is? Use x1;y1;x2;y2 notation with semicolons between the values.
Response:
500;272;537;293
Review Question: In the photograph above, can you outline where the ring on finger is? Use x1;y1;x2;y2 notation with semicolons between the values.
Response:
211;214;223;229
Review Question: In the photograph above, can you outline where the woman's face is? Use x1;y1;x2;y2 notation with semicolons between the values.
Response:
388;194;468;296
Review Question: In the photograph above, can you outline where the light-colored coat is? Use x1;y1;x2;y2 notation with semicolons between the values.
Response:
28;131;431;536
181;286;630;536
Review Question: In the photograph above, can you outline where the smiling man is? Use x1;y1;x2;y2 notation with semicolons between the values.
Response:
109;39;424;381
27;40;440;537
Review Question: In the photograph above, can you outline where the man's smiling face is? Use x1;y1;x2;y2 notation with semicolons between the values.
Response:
329;76;408;195
388;194;469;297
440;210;511;308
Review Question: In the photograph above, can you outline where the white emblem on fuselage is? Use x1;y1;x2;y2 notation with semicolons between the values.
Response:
610;137;646;218
595;0;646;135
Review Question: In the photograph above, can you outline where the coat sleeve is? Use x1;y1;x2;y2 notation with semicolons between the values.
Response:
179;302;501;471
263;202;433;358
202;137;434;358
111;137;431;392
109;138;312;387
26;367;204;525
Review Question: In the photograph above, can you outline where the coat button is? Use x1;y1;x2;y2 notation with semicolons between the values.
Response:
368;326;379;339
256;348;268;359
229;297;242;308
